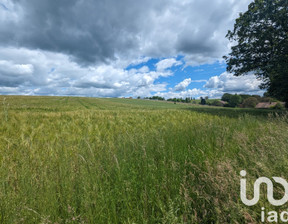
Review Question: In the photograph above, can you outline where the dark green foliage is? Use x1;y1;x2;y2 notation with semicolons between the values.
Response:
228;94;242;107
185;97;192;103
272;102;285;110
146;96;165;100
242;97;259;108
261;97;276;102
221;93;232;102
200;97;206;105
167;97;192;103
239;94;252;102
224;0;288;105
221;93;242;107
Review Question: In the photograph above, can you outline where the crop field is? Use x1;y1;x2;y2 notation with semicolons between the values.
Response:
0;95;288;223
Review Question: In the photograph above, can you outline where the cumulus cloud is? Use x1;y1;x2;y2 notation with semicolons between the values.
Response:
155;88;207;100
0;60;34;87
0;47;171;97
0;0;256;97
174;78;192;91
204;72;264;94
0;0;252;65
156;58;182;72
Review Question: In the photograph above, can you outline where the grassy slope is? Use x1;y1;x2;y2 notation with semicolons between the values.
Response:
0;96;287;223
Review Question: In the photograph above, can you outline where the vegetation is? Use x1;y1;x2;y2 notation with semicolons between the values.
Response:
272;102;286;110
224;0;288;105
242;97;259;108
0;95;287;223
220;93;285;108
167;97;193;103
144;96;165;101
200;97;206;105
210;100;224;107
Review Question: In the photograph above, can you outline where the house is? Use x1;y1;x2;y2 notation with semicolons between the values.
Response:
255;102;278;109
219;100;228;105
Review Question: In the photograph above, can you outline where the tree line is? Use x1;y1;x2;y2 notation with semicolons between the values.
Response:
139;93;285;109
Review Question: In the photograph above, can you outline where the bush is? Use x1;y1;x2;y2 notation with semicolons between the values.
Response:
272;102;285;110
200;97;206;105
228;95;242;107
242;97;259;108
221;93;232;102
261;97;277;102
211;100;224;107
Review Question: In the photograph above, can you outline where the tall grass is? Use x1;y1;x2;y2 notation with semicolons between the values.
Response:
0;96;287;223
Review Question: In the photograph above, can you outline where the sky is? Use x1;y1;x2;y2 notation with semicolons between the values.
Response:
0;0;265;99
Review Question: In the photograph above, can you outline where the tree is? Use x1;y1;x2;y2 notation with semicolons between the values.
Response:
221;93;232;102
185;97;191;103
200;97;206;105
224;0;288;106
228;94;242;107
242;97;259;108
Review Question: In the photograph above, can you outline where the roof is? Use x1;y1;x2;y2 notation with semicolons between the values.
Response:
255;102;277;109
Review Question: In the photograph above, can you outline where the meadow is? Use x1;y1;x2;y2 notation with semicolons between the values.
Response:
0;95;287;223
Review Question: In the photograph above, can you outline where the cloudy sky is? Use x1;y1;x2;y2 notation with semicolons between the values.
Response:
0;0;264;99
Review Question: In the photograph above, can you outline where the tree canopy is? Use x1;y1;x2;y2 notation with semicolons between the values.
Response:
224;0;288;105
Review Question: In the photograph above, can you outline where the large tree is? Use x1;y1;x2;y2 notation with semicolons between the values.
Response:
224;0;288;106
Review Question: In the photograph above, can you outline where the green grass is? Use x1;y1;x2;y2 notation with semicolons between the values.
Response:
0;95;287;223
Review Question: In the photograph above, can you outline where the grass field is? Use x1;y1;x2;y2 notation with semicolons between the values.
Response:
0;95;287;223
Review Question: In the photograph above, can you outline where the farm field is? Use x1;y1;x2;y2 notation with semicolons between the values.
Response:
0;95;288;223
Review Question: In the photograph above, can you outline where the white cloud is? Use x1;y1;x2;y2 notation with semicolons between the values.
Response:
0;60;34;75
156;58;182;72
0;0;257;97
0;47;171;97
204;72;263;93
174;78;192;91
156;88;207;99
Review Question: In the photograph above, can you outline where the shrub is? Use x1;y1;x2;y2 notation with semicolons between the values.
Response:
272;102;285;110
242;97;259;108
228;95;242;107
200;97;206;105
211;100;224;107
221;93;232;102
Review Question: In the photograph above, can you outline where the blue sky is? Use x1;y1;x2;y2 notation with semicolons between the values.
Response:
0;0;264;98
123;57;263;99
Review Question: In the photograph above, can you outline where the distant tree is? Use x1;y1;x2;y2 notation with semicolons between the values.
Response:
251;95;261;102
185;97;191;103
224;0;288;106
228;95;242;107
239;94;251;102
149;96;165;101
137;96;141;99
221;93;232;102
211;100;224;107
261;97;275;102
242;97;259;108
200;97;206;105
